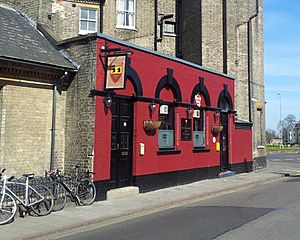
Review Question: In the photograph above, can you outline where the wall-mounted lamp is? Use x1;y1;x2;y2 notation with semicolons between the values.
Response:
214;111;220;122
148;101;156;114
186;106;193;118
103;94;112;108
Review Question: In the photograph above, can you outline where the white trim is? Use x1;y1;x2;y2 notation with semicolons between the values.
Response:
116;25;137;31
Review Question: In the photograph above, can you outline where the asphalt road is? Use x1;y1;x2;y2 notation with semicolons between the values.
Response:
55;154;300;240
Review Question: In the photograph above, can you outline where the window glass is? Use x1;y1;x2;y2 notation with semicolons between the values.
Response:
89;10;96;20
80;21;88;31
88;22;96;31
80;9;88;19
164;21;176;35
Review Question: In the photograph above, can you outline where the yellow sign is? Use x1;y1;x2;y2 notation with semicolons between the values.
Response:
216;142;220;152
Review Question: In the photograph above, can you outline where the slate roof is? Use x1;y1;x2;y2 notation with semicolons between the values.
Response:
0;5;75;70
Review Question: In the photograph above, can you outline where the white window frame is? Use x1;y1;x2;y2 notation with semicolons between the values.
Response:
163;21;176;36
79;7;98;35
158;104;175;149
193;109;205;148
116;0;136;30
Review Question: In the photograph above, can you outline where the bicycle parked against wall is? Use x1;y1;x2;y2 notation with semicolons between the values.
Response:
46;165;96;208
0;169;54;225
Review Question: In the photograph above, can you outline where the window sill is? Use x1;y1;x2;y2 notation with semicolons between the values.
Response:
163;33;177;37
78;31;97;35
116;26;137;31
193;148;210;153
157;149;181;155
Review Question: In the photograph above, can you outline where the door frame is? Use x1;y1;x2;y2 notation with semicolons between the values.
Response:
110;96;134;188
220;111;229;171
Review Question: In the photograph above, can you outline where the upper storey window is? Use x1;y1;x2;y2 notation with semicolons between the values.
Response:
116;0;136;29
79;8;97;34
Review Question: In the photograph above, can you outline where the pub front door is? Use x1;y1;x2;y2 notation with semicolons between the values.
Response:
110;98;133;188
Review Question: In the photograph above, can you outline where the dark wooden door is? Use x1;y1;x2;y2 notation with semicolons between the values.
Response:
110;98;133;188
220;112;229;171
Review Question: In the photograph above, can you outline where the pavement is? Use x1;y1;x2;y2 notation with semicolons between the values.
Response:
0;159;295;240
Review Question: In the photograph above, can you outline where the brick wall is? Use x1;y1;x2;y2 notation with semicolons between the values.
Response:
179;0;265;163
202;0;223;72
30;0;176;55
0;84;66;177
0;88;4;167
63;40;96;173
1;0;40;20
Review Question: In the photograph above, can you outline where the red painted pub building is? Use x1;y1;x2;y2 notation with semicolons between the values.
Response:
82;34;252;199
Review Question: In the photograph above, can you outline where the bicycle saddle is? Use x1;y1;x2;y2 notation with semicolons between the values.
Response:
23;173;34;178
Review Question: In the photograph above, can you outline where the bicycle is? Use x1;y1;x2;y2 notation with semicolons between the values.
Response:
54;165;96;206
0;169;54;225
44;170;67;212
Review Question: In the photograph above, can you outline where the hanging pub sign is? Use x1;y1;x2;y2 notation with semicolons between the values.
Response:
194;93;202;107
105;55;127;89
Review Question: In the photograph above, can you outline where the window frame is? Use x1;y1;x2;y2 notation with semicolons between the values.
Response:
193;109;206;148
79;7;98;35
163;21;176;36
158;104;175;149
116;0;136;30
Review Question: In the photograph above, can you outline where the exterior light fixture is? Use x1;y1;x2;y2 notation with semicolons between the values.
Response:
214;111;220;122
186;106;193;118
103;94;112;108
148;101;156;114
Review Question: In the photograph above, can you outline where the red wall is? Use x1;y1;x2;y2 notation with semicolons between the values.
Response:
94;37;252;181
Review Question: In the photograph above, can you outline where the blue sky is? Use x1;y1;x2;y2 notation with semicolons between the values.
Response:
264;0;300;131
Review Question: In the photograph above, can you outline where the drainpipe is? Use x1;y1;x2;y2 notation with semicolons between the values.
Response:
175;0;180;58
50;72;67;171
99;0;105;33
154;0;158;51
222;0;227;74
50;84;57;171
247;0;259;123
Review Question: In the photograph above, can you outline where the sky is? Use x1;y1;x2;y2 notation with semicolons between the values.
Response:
264;0;300;131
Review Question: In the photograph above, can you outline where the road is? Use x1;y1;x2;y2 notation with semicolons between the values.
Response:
56;154;300;240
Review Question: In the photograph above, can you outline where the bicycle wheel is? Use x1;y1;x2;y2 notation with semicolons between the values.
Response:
30;185;54;216
48;182;67;212
76;179;96;206
0;192;17;225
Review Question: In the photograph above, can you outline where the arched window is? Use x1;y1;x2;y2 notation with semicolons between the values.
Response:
192;93;205;148
155;69;182;149
190;78;210;148
158;102;175;149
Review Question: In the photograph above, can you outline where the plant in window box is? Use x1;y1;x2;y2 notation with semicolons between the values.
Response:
143;120;161;131
211;125;223;134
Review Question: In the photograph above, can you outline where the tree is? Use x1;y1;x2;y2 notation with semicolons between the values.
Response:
266;129;277;144
277;114;297;144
